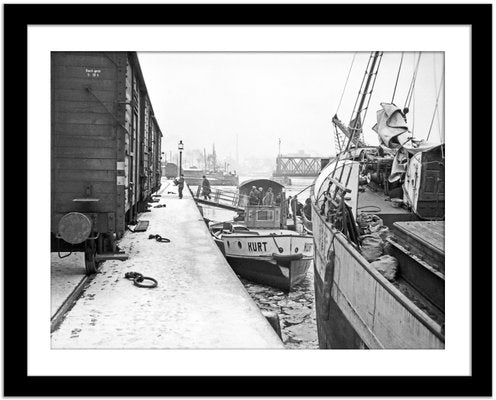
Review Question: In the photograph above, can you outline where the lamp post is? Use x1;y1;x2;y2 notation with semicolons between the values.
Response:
178;140;184;176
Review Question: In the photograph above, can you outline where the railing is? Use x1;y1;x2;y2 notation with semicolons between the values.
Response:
194;187;250;211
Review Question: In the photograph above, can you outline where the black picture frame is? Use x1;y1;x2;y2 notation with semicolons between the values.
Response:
4;3;491;396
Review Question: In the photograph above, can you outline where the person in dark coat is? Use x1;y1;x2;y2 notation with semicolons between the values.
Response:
201;175;211;200
303;198;312;220
249;186;259;205
296;201;304;217
287;195;293;217
176;174;185;199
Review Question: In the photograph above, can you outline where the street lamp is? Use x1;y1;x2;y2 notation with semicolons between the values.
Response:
178;140;184;176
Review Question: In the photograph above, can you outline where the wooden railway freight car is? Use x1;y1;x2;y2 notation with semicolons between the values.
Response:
51;52;163;274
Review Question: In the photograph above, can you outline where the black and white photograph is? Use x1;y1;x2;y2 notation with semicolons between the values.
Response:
49;50;445;350
4;2;490;396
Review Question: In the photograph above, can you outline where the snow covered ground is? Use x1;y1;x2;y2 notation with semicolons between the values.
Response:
51;179;283;349
51;252;86;317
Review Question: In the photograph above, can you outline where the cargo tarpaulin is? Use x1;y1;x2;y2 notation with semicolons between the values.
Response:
389;142;444;182
372;103;410;148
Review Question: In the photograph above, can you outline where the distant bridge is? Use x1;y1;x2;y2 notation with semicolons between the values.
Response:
273;156;331;177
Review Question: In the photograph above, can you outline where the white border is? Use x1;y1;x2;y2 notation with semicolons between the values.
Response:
29;25;471;376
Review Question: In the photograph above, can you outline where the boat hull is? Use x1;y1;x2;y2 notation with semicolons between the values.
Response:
314;262;367;349
312;207;445;349
212;233;313;291
227;255;311;291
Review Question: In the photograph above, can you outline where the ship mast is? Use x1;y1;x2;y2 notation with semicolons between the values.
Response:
203;148;207;173
333;51;383;151
212;143;217;172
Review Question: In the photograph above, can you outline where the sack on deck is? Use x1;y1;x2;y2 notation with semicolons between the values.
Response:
370;255;398;281
360;233;384;262
356;213;383;235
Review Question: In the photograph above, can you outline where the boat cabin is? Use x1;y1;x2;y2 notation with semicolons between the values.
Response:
238;179;287;229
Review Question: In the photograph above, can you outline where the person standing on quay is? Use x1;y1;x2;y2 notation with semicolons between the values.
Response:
176;174;185;199
201;175;211;200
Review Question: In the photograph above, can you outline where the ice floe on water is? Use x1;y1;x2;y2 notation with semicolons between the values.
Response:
239;265;318;349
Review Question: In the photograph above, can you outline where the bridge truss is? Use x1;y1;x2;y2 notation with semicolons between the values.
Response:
273;156;329;177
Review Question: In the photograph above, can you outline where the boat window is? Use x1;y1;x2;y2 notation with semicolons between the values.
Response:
256;210;274;221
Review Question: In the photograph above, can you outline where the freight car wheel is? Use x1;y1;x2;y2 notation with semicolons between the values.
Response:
84;240;99;275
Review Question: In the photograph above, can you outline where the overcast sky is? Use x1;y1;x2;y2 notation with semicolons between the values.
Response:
138;52;444;166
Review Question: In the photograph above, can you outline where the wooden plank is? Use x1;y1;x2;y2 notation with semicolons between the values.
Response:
55;169;116;182
53;111;116;126
53;200;116;214
194;198;244;212
53;124;117;137
387;239;445;312
53;147;116;159
54;100;116;114
53;88;118;103
53;135;116;148
53;77;118;92
53;181;117;195
52;53;123;68
54;191;117;204
333;238;444;348
54;158;116;171
392;221;445;273
395;221;445;253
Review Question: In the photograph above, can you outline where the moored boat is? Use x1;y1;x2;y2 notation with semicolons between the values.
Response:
271;175;292;186
210;178;313;291
183;167;239;186
312;52;445;349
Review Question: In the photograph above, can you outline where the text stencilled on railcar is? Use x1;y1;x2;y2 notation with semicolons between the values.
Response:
85;68;102;78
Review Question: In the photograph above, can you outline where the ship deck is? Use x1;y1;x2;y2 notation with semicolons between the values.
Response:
357;186;418;227
356;186;445;326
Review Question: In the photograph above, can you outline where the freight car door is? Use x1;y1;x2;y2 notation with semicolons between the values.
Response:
124;60;133;212
131;74;140;210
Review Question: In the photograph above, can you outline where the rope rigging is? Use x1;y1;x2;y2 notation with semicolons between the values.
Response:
335;53;357;115
433;55;442;139
334;53;357;153
426;70;445;141
404;52;422;110
391;52;404;104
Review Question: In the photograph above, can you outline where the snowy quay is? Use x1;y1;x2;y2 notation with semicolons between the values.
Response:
51;179;283;349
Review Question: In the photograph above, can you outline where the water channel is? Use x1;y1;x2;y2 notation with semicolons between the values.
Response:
195;176;318;349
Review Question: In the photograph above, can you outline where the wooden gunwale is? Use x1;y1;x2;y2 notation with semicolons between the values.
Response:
310;187;445;341
227;254;312;260
221;234;310;239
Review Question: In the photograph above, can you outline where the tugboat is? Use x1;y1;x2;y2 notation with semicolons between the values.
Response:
210;179;313;291
312;52;445;348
